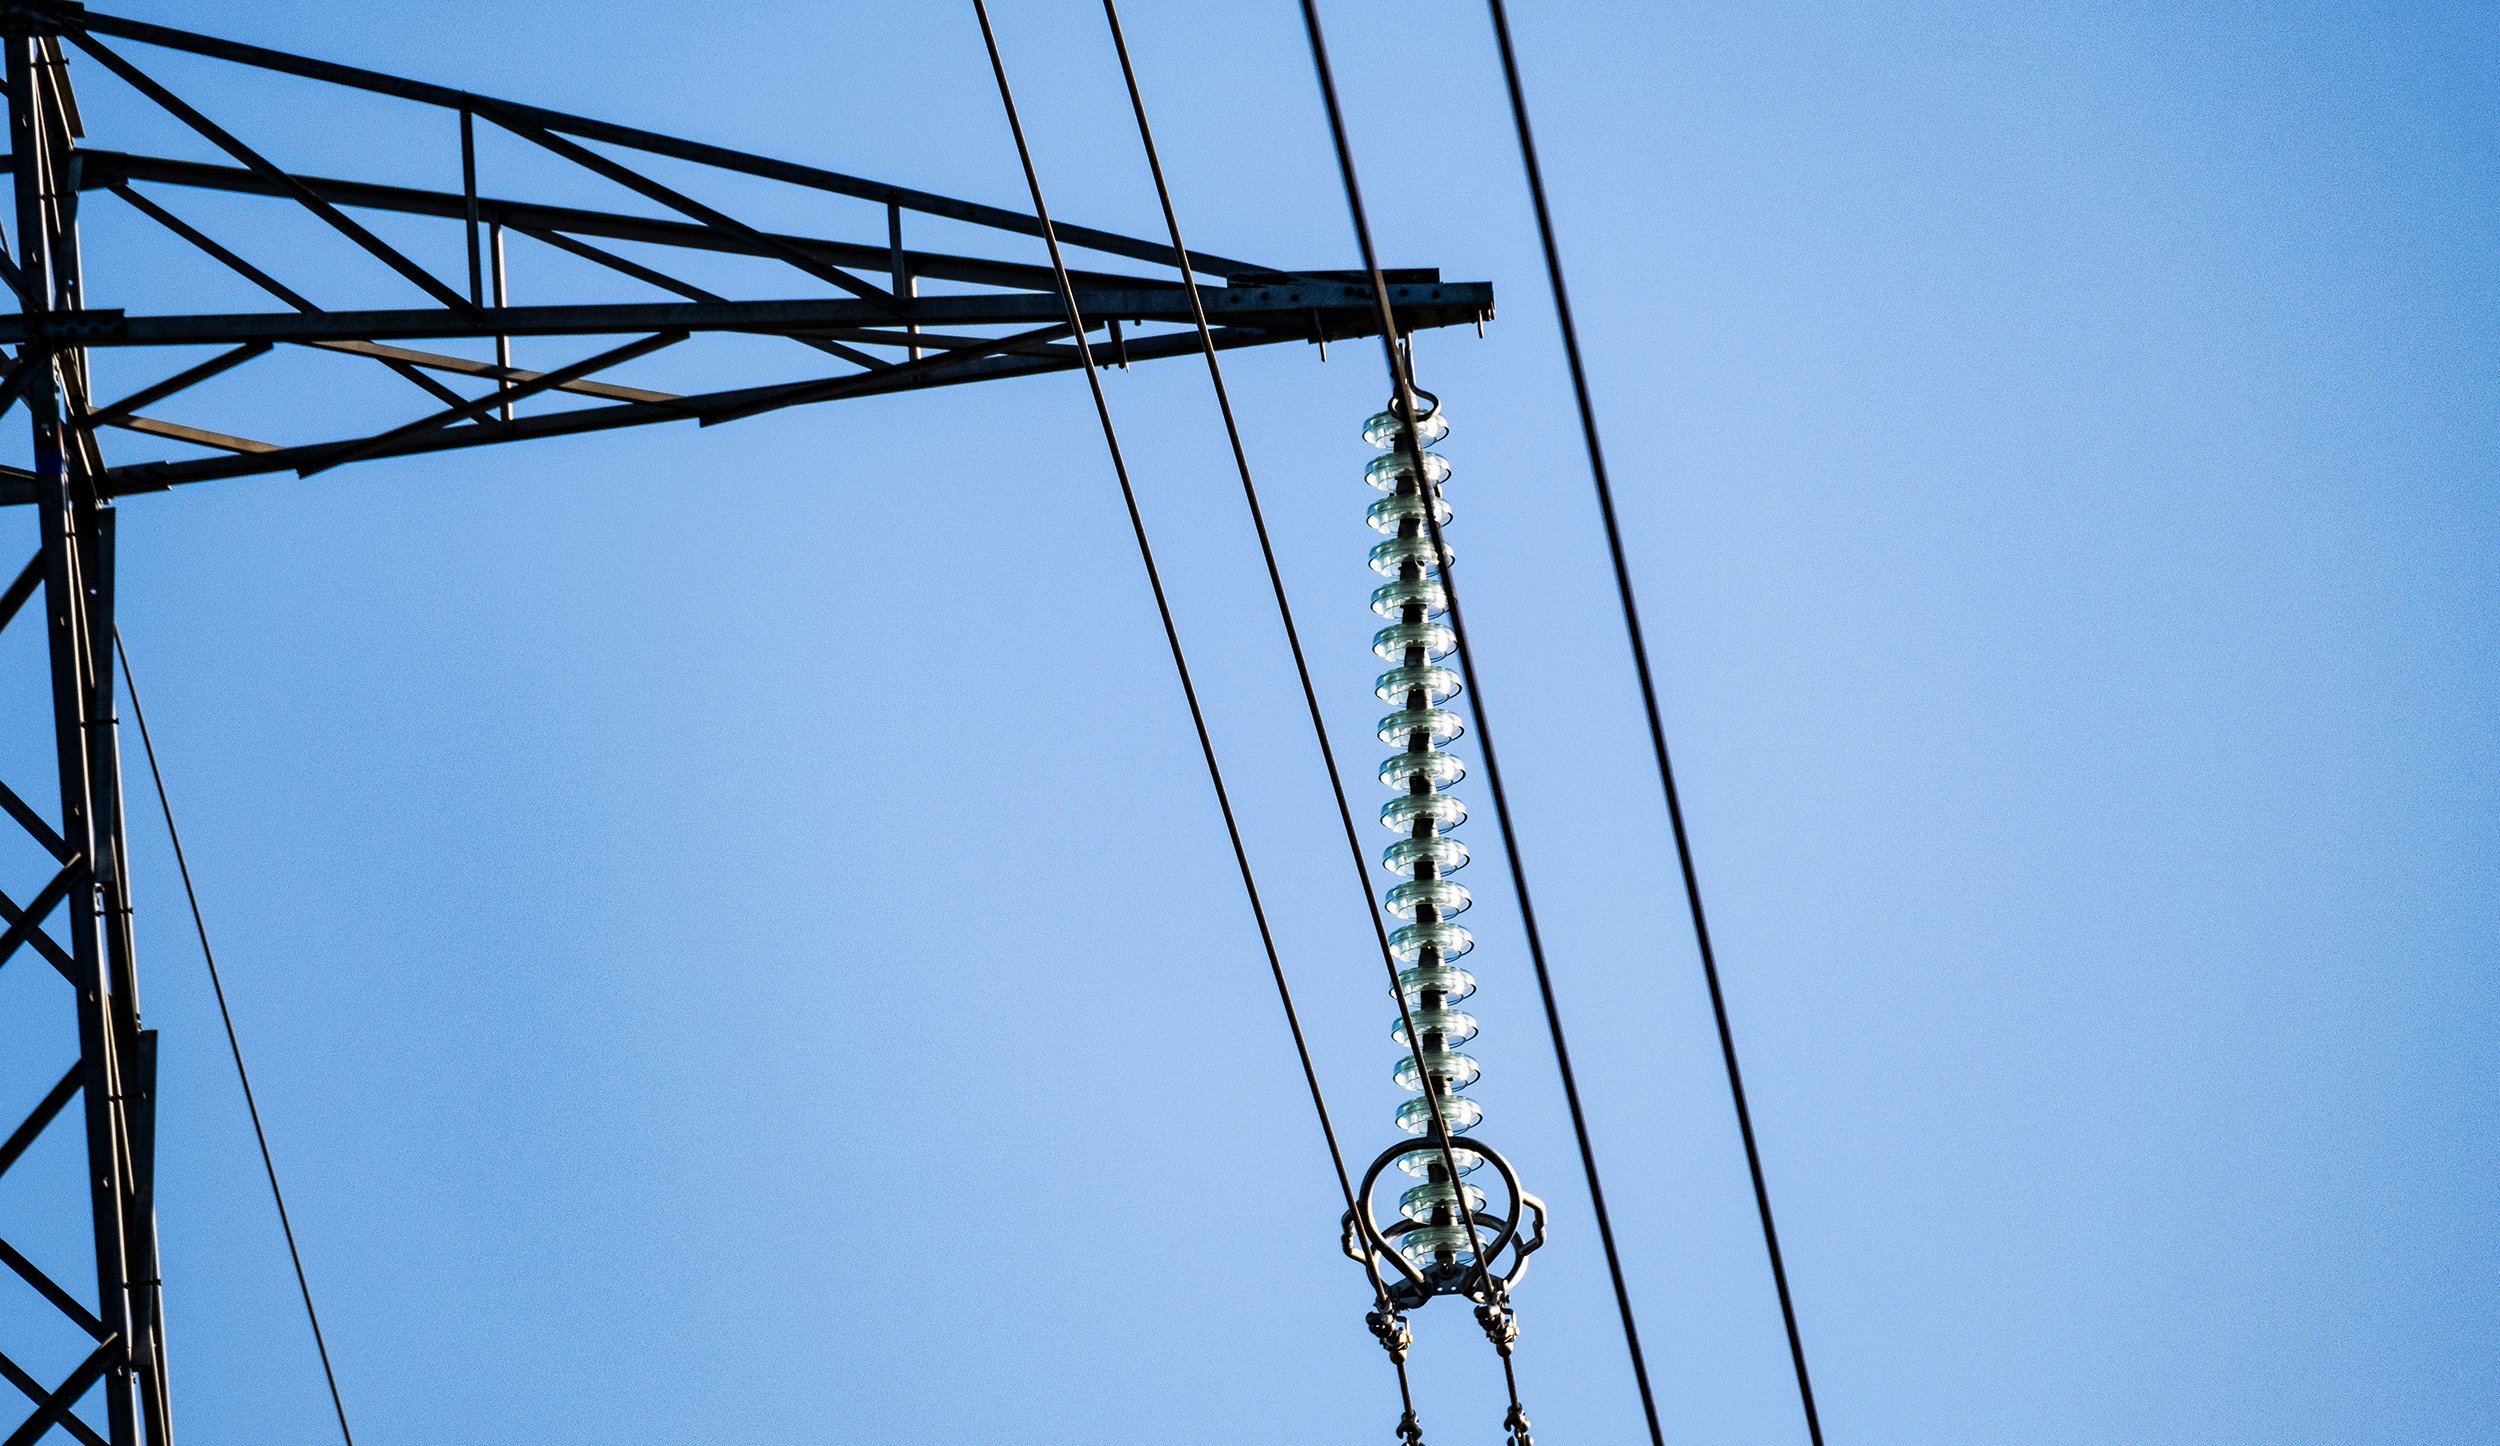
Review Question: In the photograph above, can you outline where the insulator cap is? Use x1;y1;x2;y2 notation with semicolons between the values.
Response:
1390;919;1475;963
1395;1142;1486;1177
1383;834;1471;877
1376;663;1462;705
1365;450;1453;492
1398;1177;1488;1224
1386;878;1472;919
1396;1093;1484;1136
1395;1048;1483;1093
1377;706;1464;745
1382;792;1467;834
1373;620;1457;661
1392;1007;1481;1048
1369;534;1453;577
1397;961;1478;1005
1379;748;1466;790
1368;491;1454;534
1372;577;1450;618
1397;1225;1482;1271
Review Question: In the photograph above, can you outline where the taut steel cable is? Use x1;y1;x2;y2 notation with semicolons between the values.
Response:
1094;9;1516;1435
966;5;1430;1422
1296;4;1669;1446
116;629;356;1446
1479;5;1827;1440
969;0;1495;1325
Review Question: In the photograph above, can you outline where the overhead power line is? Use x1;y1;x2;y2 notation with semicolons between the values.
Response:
1478;3;1827;1440
967;0;1434;1423
1295;5;1673;1446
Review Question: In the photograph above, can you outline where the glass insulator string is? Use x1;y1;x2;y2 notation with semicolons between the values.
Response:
1362;393;1501;1278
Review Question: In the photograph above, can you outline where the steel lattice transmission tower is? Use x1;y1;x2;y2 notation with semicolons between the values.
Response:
0;5;1490;1442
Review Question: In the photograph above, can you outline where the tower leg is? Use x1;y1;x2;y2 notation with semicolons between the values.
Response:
5;23;171;1446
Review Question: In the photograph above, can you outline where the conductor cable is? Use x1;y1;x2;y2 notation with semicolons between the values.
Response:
1296;6;1667;1446
1091;0;1493;1307
1479;5;1826;1440
967;0;1411;1364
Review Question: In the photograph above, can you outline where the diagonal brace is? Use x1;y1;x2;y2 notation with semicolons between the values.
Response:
480;108;904;314
0;1237;108;1343
515;226;881;371
0;354;37;424
0;1063;80;1181
67;31;483;319
699;320;1073;426
0;1350;107;1446
0;551;37;632
107;180;468;410
86;341;269;423
0;861;80;981
298;330;685;477
0;772;71;862
0;1341;114;1446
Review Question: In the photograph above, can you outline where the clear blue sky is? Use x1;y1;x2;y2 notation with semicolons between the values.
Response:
1;2;2492;1443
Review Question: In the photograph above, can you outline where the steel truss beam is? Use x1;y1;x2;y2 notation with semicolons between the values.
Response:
0;0;1488;508
0;5;1493;1443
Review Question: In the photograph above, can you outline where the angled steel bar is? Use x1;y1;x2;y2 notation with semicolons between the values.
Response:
103;326;1085;489
2;279;1493;347
514;227;881;370
85;341;266;422
0;236;26;305
10;40;155;1444
0;877;78;979
0;1237;106;1342
107;181;467;409
94;321;1309;494
782;323;1072;358
0;1358;33;1412
0;353;34;419
33;35;79;135
304;338;680;406
59;151;1175;296
0;1352;105;1446
296;329;685;477
0;548;36;628
0;1343;113;1446
64;150;1180;296
697;319;1076;424
0;1062;80;1179
0;772;71;860
65;32;481;320
32;3;1263;278
98;414;273;453
515;223;724;302
481;110;902;313
705;321;1281;421
0;862;78;978
102;181;312;306
68;498;169;1446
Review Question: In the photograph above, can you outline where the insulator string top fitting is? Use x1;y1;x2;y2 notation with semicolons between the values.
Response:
1358;391;1497;1276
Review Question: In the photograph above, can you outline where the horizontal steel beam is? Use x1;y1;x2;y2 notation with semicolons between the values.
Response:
0;281;1494;348
93;324;1294;495
58;150;1192;296
0;0;1264;278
